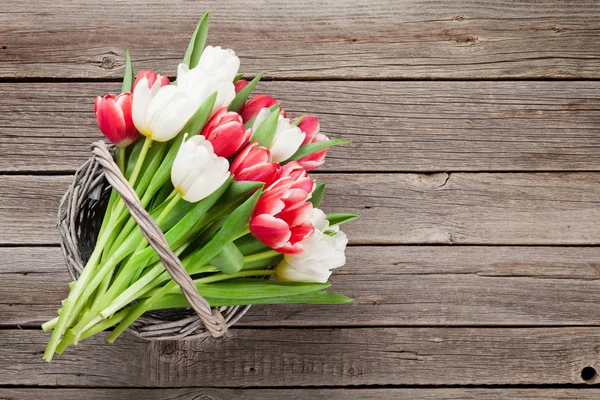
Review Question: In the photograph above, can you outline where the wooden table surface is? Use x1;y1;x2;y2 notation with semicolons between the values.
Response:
1;1;600;398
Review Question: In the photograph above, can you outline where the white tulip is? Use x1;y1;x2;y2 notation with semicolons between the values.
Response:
132;78;197;142
171;135;230;203
276;208;348;283
176;64;236;113
252;108;305;163
196;46;240;83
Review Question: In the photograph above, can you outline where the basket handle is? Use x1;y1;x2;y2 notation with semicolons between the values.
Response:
91;141;227;338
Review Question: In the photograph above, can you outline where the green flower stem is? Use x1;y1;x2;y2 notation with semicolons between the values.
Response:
127;137;152;189
114;247;278;309
42;317;58;332
55;308;129;355
67;193;182;342
107;270;277;343
117;147;126;174
43;220;118;362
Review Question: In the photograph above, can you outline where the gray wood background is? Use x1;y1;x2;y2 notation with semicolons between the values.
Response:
1;0;599;398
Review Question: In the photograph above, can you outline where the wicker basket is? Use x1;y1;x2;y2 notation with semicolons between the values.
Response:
57;141;250;340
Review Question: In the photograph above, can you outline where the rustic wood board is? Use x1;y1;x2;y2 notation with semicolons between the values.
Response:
3;173;600;245
1;81;599;173
2;388;600;400
1;328;599;386
1;0;599;79
5;246;600;328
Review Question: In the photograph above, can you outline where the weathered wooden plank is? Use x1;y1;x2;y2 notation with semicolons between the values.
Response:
2;173;600;245
1;328;599;386
1;81;600;172
1;1;599;79
5;246;600;327
2;388;600;400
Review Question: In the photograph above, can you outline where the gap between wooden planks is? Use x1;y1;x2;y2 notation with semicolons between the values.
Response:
2;388;600;400
1;328;600;386
0;81;599;172
0;0;599;79
2;173;600;245
3;246;600;328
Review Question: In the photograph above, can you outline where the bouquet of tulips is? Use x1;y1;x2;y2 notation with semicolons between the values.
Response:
43;12;357;362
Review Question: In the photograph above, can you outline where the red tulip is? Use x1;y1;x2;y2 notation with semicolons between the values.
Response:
234;79;249;93
296;115;320;145
298;133;329;172
249;162;315;254
201;107;252;158
230;142;281;186
239;94;286;123
294;115;329;171
132;69;170;91
94;93;138;147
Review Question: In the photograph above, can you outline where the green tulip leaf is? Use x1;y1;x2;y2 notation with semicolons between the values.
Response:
228;72;263;113
209;242;244;275
309;182;325;207
183;12;210;68
286;139;351;162
290;114;307;127
244;103;279;130
327;213;359;227
233;73;245;83
250;106;280;148
183;189;262;274
121;50;134;93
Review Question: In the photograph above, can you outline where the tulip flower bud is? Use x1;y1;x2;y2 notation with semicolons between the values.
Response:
201;107;252;158
239;94;286;123
234;79;249;93
296;115;320;145
279;161;315;194
249;164;315;254
197;46;240;83
251;108;305;163
171;135;230;203
298;133;330;172
132;69;170;91
230;142;281;186
94;93;138;148
276;208;348;283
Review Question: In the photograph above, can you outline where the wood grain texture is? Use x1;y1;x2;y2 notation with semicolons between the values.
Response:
6;246;600;327
1;81;600;172
1;328;599;386
3;173;600;245
3;388;600;400
1;1;599;79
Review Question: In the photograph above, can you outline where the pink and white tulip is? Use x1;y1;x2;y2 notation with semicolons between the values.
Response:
132;70;169;91
252;108;305;163
230;142;281;186
201;108;251;158
276;208;348;283
293;115;329;171
249;163;315;254
94;93;138;147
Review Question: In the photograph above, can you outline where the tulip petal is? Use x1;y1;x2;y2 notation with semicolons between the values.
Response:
289;221;315;244
250;214;292;249
132;78;152;134
270;125;305;163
